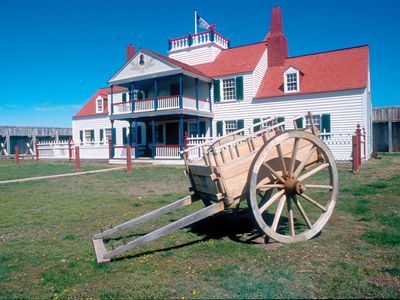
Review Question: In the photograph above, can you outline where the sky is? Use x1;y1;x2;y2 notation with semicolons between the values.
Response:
0;0;399;128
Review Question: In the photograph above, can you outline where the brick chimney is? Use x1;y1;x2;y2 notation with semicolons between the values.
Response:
264;6;288;67
126;44;136;62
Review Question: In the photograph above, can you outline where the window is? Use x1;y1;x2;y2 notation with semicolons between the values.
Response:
305;114;331;134
284;67;300;93
286;73;298;91
105;128;112;142
96;97;103;113
225;120;237;133
84;130;94;143
222;78;236;101
305;115;321;129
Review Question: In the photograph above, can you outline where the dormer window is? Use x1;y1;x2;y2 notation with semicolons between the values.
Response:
284;67;300;93
96;97;104;113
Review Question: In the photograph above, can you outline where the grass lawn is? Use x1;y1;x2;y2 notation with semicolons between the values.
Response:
0;154;399;299
0;159;113;181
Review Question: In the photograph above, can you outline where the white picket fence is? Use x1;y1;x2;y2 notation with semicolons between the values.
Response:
37;140;109;159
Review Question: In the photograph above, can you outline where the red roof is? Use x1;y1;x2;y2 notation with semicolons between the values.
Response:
145;49;210;79
255;45;369;99
194;42;267;77
73;86;127;118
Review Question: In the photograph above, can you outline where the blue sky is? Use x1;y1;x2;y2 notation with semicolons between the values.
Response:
0;0;399;127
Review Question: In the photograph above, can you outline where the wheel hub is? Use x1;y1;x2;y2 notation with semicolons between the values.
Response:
284;177;306;195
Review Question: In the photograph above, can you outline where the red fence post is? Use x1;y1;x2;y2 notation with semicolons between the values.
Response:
108;137;112;159
126;146;132;173
15;146;20;165
75;146;80;172
68;138;72;162
35;141;39;161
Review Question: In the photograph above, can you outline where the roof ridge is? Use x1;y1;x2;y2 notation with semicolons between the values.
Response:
222;41;267;50
288;45;369;59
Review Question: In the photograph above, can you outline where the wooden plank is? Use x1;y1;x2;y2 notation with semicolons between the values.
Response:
103;201;225;260
93;195;193;239
188;165;216;177
92;238;110;263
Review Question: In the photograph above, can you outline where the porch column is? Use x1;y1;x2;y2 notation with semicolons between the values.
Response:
179;75;183;109
196;116;200;136
130;82;135;113
209;119;213;138
208;82;212;112
195;78;199;110
110;85;114;115
179;115;184;152
151;119;155;158
154;79;158;111
129;120;134;146
134;121;139;146
111;120;115;158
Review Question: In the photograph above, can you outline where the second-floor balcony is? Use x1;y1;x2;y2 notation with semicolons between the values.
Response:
112;95;211;116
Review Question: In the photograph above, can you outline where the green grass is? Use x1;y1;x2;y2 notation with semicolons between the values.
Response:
0;155;399;299
0;159;112;181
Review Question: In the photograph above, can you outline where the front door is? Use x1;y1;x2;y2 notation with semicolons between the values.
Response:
165;122;179;145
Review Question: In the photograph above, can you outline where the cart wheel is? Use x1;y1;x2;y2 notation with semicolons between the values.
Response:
248;131;338;243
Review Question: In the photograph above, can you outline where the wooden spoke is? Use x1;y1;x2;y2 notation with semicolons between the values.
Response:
298;162;329;181
293;146;316;178
258;189;273;209
293;196;313;229
287;196;295;236
305;184;333;189
271;194;286;232
289;137;300;176
299;193;327;212
259;190;285;214
256;183;285;190
263;162;286;183
276;144;287;177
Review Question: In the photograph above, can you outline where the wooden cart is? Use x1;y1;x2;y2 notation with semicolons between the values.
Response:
92;112;338;263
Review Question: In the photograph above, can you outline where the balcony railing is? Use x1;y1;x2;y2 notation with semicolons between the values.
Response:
112;95;210;115
169;30;229;51
154;144;181;159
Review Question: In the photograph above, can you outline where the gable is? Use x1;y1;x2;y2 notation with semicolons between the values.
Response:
109;50;181;85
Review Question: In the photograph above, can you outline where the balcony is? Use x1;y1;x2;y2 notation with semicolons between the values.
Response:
168;30;229;52
112;95;211;116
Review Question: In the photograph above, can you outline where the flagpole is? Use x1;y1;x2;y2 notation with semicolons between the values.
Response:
194;9;198;34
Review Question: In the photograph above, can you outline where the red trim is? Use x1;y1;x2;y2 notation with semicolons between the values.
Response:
113;101;132;105
183;95;209;102
113;145;136;149
154;144;180;147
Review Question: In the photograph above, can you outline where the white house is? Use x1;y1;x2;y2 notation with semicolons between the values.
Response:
72;6;372;161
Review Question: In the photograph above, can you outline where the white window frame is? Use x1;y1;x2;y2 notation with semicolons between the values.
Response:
105;128;112;143
222;78;236;101
96;96;104;113
84;130;92;144
225;120;237;134
284;67;300;93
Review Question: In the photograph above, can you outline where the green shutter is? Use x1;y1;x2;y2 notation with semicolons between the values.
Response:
235;76;244;101
122;128;127;145
90;130;94;141
216;121;223;136
237;119;244;130
100;129;104;141
213;80;220;103
79;130;83;142
122;93;127;103
253;118;261;132
321;114;331;133
295;118;303;129
277;117;285;129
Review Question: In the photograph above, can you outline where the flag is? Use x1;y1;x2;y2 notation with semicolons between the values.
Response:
197;14;211;30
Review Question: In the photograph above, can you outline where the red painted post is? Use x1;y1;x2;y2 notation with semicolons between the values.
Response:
75;146;80;172
35;141;39;161
108;137;112;159
352;135;358;173
126;146;132;172
68;138;72;162
15;146;20;165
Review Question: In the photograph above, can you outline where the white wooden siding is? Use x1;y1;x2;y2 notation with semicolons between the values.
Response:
169;44;222;65
252;48;268;96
